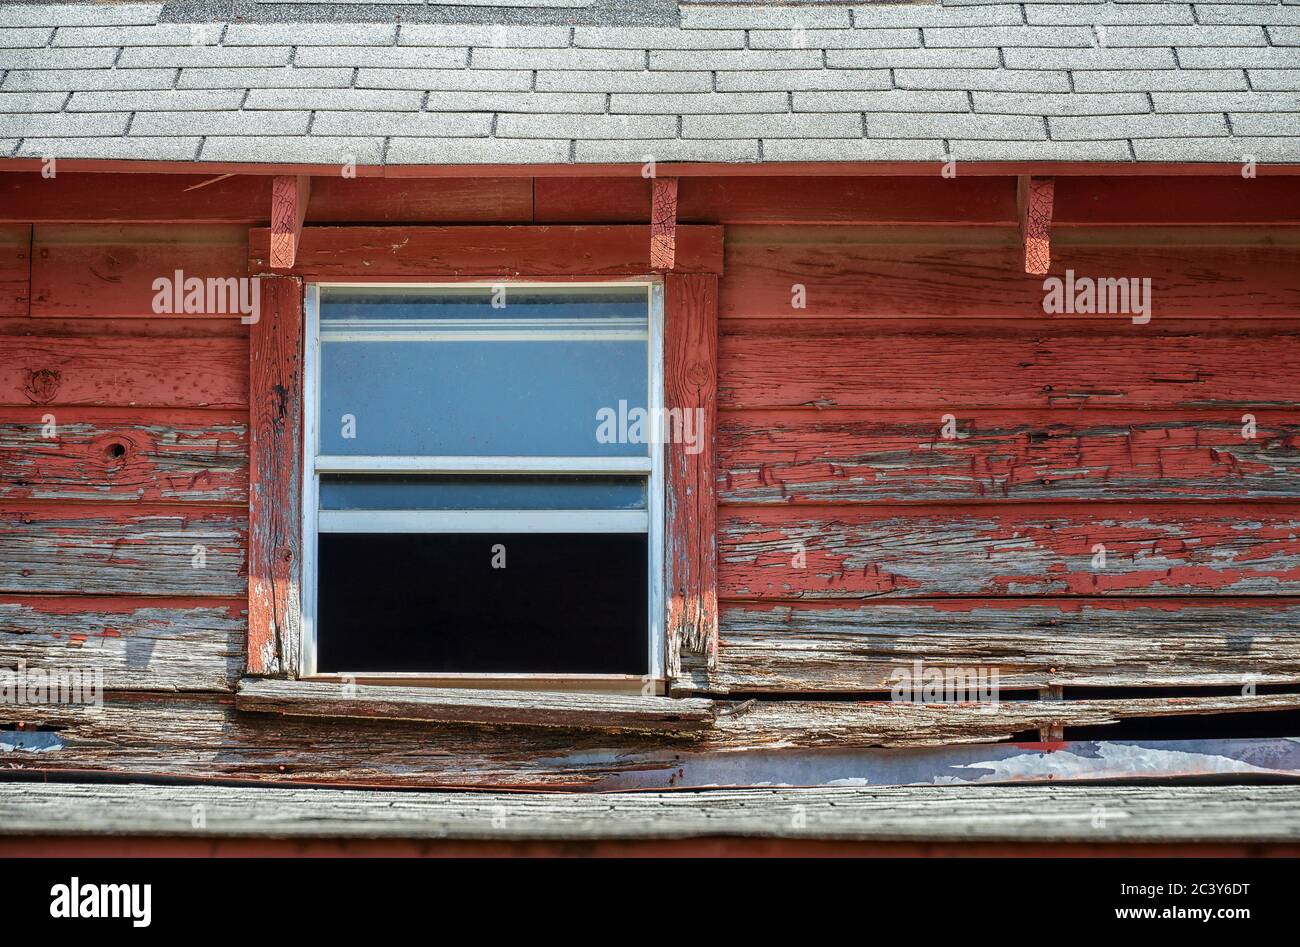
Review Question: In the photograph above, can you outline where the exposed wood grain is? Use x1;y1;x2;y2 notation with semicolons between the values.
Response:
237;678;715;731
721;225;1300;318
0;596;245;691
718;409;1300;504
534;177;1018;225
0;224;31;317
719;321;1300;410
2;691;1299;789
4;782;1300;843
247;276;301;676
719;503;1300;600
0;506;246;597
665;273;719;670
0;335;246;407
1019;175;1055;275
649;177;677;271
29;224;250;318
0;408;247;504
709;693;1300;750
684;598;1300;693
269;175;310;270
248;225;724;278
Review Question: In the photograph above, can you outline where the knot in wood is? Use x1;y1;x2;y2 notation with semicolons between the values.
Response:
24;368;61;404
686;361;712;387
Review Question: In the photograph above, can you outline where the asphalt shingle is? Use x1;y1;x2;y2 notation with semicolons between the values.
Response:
1;1;1295;167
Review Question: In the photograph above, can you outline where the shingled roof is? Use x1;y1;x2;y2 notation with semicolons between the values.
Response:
2;0;1298;166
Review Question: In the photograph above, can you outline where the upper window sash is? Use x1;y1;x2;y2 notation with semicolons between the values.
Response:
314;282;656;463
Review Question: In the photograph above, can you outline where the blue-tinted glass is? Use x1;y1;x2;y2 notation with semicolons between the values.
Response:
320;475;647;511
318;286;650;457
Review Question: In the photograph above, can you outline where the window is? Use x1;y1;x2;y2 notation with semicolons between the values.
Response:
301;283;664;688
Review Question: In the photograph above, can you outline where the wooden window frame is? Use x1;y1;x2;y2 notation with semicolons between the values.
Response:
245;225;722;701
300;279;666;690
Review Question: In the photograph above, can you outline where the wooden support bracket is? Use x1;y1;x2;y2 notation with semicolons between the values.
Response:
270;175;311;270
1017;175;1055;276
650;177;679;272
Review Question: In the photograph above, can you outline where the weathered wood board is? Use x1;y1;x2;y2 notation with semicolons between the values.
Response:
0;224;30;317
721;225;1300;319
0;408;247;504
0;335;247;408
30;224;250;318
2;691;1298;789
718;410;1300;504
0;506;246;597
719;321;1300;410
686;598;1300;693
719;504;1300;599
0;596;245;691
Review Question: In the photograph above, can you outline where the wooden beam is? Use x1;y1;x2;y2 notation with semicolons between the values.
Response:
665;273;719;674
248;224;724;278
5;157;1300;178
247;276;303;676
4;782;1300;844
236;678;715;732
1018;175;1055;275
650;176;678;270
269;175;310;270
5;691;1300;789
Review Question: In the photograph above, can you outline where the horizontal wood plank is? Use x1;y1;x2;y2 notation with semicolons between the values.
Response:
0;506;246;597
718;409;1300;504
719;504;1300;600
3;691;1299;789
0;174;534;225
721;225;1300;319
31;224;250;318
237;678;715;731
1053;176;1300;227
0;224;30;318
535;176;1017;225
687;598;1300;693
0;408;247;504
719;321;1300;410
0;335;246;408
248;225;724;277
3;782;1300;844
0;596;244;691
710;693;1300;750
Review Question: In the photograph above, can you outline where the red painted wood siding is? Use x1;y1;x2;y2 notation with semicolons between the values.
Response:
706;220;1300;692
3;175;1299;710
0;216;250;692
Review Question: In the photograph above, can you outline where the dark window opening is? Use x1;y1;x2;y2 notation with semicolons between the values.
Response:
316;532;648;675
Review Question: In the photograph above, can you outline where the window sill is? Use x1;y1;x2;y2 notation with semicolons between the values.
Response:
235;678;715;733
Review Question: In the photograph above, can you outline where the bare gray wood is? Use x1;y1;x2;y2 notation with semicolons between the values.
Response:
683;600;1300;692
3;691;1298;789
0;508;246;597
3;782;1300;843
237;678;716;732
0;599;245;692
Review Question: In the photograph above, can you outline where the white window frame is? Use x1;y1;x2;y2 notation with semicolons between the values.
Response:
299;280;666;691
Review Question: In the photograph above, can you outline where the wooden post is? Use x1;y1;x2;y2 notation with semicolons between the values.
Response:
247;275;303;676
650;177;678;272
1039;684;1065;742
665;272;719;674
1018;175;1054;276
270;175;310;270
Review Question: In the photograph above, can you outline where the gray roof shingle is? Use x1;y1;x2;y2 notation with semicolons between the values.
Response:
1;0;1297;165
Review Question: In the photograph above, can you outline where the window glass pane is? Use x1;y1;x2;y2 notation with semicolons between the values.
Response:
320;474;647;511
318;285;650;458
316;532;648;675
